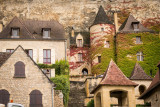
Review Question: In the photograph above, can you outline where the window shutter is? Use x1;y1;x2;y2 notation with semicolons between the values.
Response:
0;89;10;106
51;49;55;64
30;90;43;107
14;61;25;77
33;49;37;62
39;49;43;63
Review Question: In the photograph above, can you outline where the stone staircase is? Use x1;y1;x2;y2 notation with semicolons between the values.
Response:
68;81;86;107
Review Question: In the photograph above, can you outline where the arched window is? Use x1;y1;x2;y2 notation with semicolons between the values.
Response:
82;68;88;75
139;85;146;95
14;61;25;77
30;90;43;107
0;89;10;106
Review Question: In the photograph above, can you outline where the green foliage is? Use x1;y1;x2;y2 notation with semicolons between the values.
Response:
38;59;69;75
87;99;94;107
136;102;151;107
90;35;115;74
117;33;160;77
55;59;69;75
51;75;70;107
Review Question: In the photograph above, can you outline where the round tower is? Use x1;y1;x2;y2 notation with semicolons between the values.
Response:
90;6;115;45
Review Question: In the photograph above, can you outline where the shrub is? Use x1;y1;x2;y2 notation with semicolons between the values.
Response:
51;75;70;107
87;99;94;107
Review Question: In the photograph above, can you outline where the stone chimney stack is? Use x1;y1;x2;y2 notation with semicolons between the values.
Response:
0;22;3;32
114;12;119;33
71;27;75;37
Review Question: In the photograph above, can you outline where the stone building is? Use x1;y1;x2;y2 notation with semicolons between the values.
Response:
91;60;138;107
139;63;160;107
0;16;67;78
84;62;152;106
0;45;63;107
68;31;91;75
68;6;115;76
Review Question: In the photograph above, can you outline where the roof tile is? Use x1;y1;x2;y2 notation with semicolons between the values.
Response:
130;63;152;80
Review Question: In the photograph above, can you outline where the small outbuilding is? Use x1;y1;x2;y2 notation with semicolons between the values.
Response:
91;59;138;107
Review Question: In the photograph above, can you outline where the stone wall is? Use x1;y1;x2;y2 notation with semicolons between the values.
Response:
0;40;66;64
54;90;64;107
0;0;159;33
0;46;54;107
144;85;160;107
68;81;86;107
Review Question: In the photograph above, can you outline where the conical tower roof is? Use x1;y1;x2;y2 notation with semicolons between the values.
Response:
91;59;137;94
139;63;160;99
130;63;152;80
92;6;112;26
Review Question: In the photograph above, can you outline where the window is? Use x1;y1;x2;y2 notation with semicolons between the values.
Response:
137;52;143;61
77;39;83;47
43;49;51;64
43;28;50;38
0;89;10;106
132;22;139;31
6;49;14;53
98;56;101;63
11;28;20;37
78;53;83;62
42;69;50;74
139;85;146;95
104;41;110;48
136;36;142;44
101;27;104;31
25;49;33;58
14;61;25;77
30;90;43;107
82;68;88;75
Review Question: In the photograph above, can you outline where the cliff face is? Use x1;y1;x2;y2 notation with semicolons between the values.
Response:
0;0;160;32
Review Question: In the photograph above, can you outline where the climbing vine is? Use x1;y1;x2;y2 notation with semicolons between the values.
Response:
89;34;115;74
117;32;160;77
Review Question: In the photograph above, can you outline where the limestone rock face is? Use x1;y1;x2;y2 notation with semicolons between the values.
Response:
0;0;159;33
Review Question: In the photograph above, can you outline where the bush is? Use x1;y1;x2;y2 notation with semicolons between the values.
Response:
87;99;94;107
55;59;69;75
38;59;69;75
51;75;70;107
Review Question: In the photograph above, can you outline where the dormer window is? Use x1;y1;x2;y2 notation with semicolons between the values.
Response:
132;22;139;31
43;28;50;38
76;33;83;47
11;28;20;38
77;39;83;47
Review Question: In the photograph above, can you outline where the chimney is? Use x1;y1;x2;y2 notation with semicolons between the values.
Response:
114;12;119;33
71;27;75;37
0;22;3;32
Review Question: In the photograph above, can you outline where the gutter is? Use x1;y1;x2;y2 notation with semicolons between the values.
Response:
52;86;56;107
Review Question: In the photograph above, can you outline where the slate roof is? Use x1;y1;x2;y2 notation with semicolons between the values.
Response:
91;59;137;94
0;52;11;66
91;6;112;26
69;32;90;46
0;16;65;40
130;63;152;80
119;15;153;33
139;63;160;99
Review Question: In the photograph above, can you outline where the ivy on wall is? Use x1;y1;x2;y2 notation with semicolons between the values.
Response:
89;34;115;74
117;32;160;77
